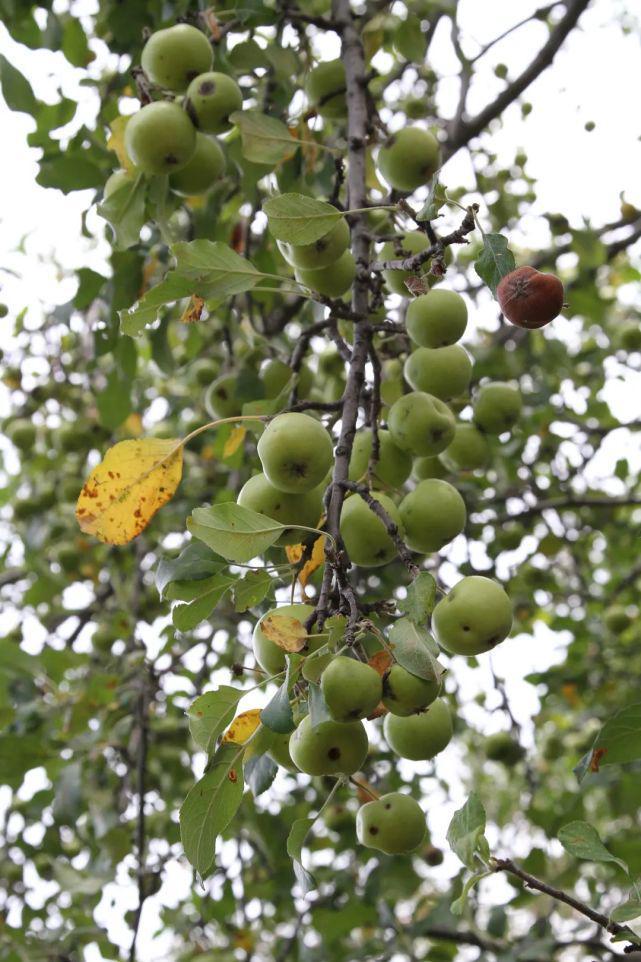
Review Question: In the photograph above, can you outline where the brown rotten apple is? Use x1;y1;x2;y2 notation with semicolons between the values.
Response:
497;266;564;330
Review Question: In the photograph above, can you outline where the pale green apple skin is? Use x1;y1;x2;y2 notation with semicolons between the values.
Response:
378;127;441;192
473;382;522;434
295;249;356;298
268;731;298;771
381;231;429;296
305;59;347;118
406;290;468;347
485;731;525;765
604;605;631;633
412;455;448;480
384;697;453;760
340;492;404;568
257;412;334;493
388;391;456;457
348;429;412;489
320;655;383;721
104;169;134;199
442;423;490;471
289;715;368;775
141;24;213;91
399;478;466;553
252;603;326;674
205;373;240;419
261;358;313;399
185;71;243;133
288;217;350;269
169;133;225;195
404;345;472;401
125;101;197;176
432;575;513;656
382;664;440;716
356;792;426;853
237;473;323;545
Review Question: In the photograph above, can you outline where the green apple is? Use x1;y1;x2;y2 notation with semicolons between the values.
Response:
406;289;468;347
442;423;490;470
125;101;196;176
388;391;456;456
356;792;426;854
185;71;243;133
381;231;429;296
377;127;441;192
404;345;472;400
604;605;631;633
432;575;513;655
382;664;440;716
619;322;641;352
252;603;326;674
485;732;525;765
348;429;412;488
301;648;334;684
412;455;447;480
287;217;350;269
141;24;213;91
295;249;356;298
289;715;368;775
268;731;297;771
383;697;452;759
169;133;225;195
473;382;522;434
7;419;36;451
305;59;346;118
237;472;323;545
257;412;334;493
320;655;383;721
191;358;219;386
205;373;241;419
399;478;466;553
340;491;404;567
261;358;313;399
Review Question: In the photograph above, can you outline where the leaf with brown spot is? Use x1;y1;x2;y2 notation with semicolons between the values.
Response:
180;294;205;324
368;650;393;677
76;438;183;545
286;543;304;564
261;614;307;652
589;747;607;772
222;709;262;745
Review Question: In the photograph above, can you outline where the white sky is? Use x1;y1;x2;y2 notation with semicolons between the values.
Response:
1;1;641;960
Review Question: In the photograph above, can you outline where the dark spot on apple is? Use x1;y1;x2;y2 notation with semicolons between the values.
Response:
328;747;341;760
369;825;379;835
199;81;216;95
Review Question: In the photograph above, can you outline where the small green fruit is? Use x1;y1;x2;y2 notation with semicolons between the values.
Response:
378;127;441;193
348;429;412;489
381;231;429;296
305;59;347;118
399;478;466;553
262;358;313;399
289;715;368;775
141;24;213;91
169;133;225;195
442;423;490;470
340;491;404;568
237;472;323;545
382;664;440;716
384;698;452;759
185;71;243;133
485;732;525;765
268;732;297;771
295;249;356;298
388;391;456;457
257;412;334;493
604;605;631;633
406;289;468;347
125;101;196;176
252;603;325;674
404;345;472;400
320;655;383;721
356;792;426;854
7;419;36;451
205;373;241;419
473;382;522;434
287;217;350;269
432;575;513;656
192;358;219;386
412;455;447;480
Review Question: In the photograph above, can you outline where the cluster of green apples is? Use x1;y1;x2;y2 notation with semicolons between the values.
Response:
105;24;243;199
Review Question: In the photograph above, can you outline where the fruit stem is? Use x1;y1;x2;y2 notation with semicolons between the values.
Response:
349;776;380;800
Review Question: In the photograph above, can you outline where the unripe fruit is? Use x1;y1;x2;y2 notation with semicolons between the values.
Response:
287;217;350;270
485;731;525;765
185;71;243;133
406;289;468;347
603;605;631;633
262;358;313;399
399;478;466;553
473;381;522;434
301;648;334;684
356;792;426;854
305;59;347;118
7;419;36;451
237;472;323;545
497;266;564;330
348;429;412;488
320;655;383;721
295;249;356;298
413;455;447;480
378;127;441;193
432;575;513;656
141;24;213;91
384;697;452;760
252;603;326;674
191;358;219;386
169;133;225;195
382;664;440;716
442;423;490;471
388;391;456;457
268;732;297;771
104;169;134;199
404;345;472;400
205;373;241;419
619;322;641;352
340;491;404;568
125;101;196;176
257;412;334;493
381;231;429;296
289;715;368;775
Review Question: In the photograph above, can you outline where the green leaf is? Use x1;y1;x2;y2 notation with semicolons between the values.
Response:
451;869;491;916
474;232;515;296
188;503;284;564
0;734;52;788
575;702;641;783
558;821;629;874
233;569;273;612
73;267;107;309
308;682;332;729
156;542;223;598
180;743;244;878
0;55;37;114
119;274;194;336
388;617;443;682
97;175;147;250
611;900;641;923
230;110;299;165
416;176;448;222
447;792;488;870
37;153;105;193
95;371;132;429
61;16;89;67
394;14;427;63
169;572;236;631
398;572;437;623
287;817;316;894
245;752;278;797
263;192;341;245
172;240;263;298
187;687;243;755
261;655;300;734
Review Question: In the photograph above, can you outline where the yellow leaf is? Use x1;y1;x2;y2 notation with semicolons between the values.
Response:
222;708;262;745
123;413;143;437
76;438;183;545
261;613;307;652
185;195;208;210
107;116;134;171
366;148;385;192
368;650;393;677
286;543;304;564
299;535;326;591
180;295;205;324
223;426;246;459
